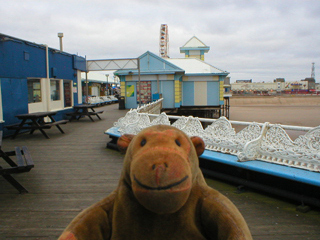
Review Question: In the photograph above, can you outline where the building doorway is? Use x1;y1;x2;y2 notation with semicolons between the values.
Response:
63;80;72;107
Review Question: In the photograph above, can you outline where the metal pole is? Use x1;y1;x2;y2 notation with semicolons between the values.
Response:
106;74;109;96
59;38;63;51
138;58;141;108
86;71;88;104
85;56;89;104
44;44;50;112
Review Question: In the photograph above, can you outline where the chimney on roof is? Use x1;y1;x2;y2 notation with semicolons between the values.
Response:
57;32;64;51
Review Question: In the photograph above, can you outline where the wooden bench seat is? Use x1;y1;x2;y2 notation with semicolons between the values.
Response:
6;124;51;130
88;111;103;115
65;112;79;116
66;111;103;116
67;106;103;122
44;119;69;127
1;144;34;193
6;120;68;130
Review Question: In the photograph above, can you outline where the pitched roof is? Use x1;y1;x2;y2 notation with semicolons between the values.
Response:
115;51;228;77
180;36;210;53
115;51;184;75
182;36;208;48
166;58;228;76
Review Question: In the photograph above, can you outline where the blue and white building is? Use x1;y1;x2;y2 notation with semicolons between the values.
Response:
115;36;229;110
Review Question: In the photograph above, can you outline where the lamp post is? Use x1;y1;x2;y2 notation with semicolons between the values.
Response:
105;74;109;96
138;58;141;107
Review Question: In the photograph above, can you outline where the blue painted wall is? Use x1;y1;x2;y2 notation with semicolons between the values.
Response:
125;82;137;109
151;81;159;101
0;40;46;78
161;81;175;108
1;78;29;123
207;81;220;106
139;52;183;73
0;38;86;79
182;82;194;106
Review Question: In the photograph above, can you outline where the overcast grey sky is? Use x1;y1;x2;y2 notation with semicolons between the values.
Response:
1;0;319;82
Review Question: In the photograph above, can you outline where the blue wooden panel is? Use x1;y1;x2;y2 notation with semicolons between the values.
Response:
182;81;194;106
151;81;159;101
161;81;174;108
1;78;29;136
125;82;137;109
140;54;164;71
0;39;77;81
0;41;46;78
73;55;87;71
201;150;320;187
49;53;74;80
139;52;183;72
207;81;220;106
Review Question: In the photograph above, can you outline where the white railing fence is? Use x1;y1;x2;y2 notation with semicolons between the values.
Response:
136;98;163;114
114;110;320;172
88;95;118;104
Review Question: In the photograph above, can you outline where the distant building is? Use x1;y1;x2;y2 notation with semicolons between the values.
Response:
232;81;277;94
231;80;313;94
236;79;252;83
274;78;285;83
82;72;108;96
302;78;316;90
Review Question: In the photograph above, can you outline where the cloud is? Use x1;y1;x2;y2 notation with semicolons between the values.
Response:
1;0;319;82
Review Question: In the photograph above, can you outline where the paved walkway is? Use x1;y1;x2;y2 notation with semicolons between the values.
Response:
0;103;319;239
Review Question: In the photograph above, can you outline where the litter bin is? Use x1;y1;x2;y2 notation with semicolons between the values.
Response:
118;96;125;110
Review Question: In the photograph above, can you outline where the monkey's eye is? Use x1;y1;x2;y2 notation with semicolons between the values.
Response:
140;139;147;147
175;139;181;147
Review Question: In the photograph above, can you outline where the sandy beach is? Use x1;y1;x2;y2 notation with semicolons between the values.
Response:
229;96;320;126
228;96;320;139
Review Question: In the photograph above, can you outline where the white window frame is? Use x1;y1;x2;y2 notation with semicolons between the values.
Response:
28;78;74;113
28;78;47;113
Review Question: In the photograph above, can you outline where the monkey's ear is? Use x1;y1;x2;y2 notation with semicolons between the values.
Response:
117;134;135;153
190;136;205;156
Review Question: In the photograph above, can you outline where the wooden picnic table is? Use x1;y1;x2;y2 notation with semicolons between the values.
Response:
5;111;68;139
0;131;34;193
67;104;103;122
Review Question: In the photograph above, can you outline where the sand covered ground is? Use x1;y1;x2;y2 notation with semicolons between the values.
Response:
230;95;320;107
228;96;320;139
229;96;320;127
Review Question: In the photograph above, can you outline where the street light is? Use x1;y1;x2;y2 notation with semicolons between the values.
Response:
105;74;109;96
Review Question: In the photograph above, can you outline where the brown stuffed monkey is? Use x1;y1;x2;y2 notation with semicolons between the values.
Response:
58;125;252;240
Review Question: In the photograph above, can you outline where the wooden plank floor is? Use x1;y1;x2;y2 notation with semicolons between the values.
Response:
1;103;320;239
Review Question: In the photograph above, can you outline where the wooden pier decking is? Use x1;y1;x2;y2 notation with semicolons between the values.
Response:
1;103;320;239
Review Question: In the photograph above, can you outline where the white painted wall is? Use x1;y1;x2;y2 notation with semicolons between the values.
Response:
194;81;207;105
